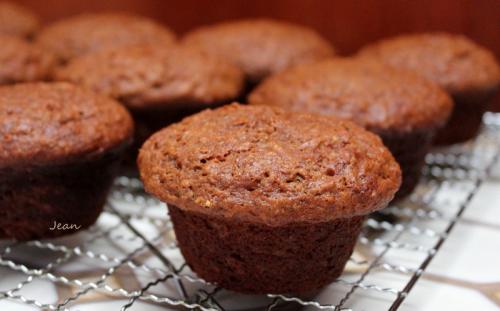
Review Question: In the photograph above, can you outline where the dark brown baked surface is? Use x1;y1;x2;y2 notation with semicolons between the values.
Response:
376;128;434;200
0;82;133;168
169;205;365;294
0;1;38;37
0;35;55;84
433;97;489;145
358;33;500;96
55;44;245;109
139;104;401;225
249;58;453;132
36;12;176;63
182;19;335;82
0;150;119;240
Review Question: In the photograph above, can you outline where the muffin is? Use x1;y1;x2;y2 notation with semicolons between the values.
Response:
55;44;245;146
183;19;335;86
358;33;500;144
36;12;176;64
0;82;133;240
138;104;401;294
0;1;38;38
0;35;55;84
249;58;453;199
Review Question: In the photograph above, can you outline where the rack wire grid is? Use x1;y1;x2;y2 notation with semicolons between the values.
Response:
1;112;500;311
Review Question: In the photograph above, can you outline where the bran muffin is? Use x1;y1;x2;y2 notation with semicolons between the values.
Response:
0;35;56;84
358;33;500;144
0;1;38;38
55;44;245;149
249;58;453;199
0;82;133;240
182;19;335;85
36;12;176;64
138;104;401;294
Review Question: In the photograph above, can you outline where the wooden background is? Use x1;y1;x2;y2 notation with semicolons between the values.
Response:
14;0;500;109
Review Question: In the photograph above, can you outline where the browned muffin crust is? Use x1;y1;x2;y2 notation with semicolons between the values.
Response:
36;13;176;63
358;33;500;96
55;44;245;109
139;104;401;226
0;1;38;37
182;19;335;82
0;82;134;168
0;35;56;84
249;58;453;133
249;58;452;199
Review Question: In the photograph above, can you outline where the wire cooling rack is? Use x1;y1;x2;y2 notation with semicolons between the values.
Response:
1;113;499;311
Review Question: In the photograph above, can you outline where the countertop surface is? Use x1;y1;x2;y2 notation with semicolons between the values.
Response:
400;162;500;311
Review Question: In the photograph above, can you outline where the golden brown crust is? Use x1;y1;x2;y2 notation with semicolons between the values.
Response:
0;82;133;168
138;104;401;226
54;44;245;109
182;19;335;82
36;12;176;63
358;33;500;95
249;58;453;132
0;2;38;37
0;35;56;83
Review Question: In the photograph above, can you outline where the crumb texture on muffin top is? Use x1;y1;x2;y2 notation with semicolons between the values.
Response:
249;58;453;132
358;33;500;94
0;35;55;83
139;104;401;225
55;45;245;109
0;82;133;168
183;19;335;81
0;1;38;37
36;12;176;62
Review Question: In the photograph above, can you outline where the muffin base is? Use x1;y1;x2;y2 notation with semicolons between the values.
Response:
377;129;434;200
132;105;208;144
169;205;365;294
0;151;123;241
433;96;490;145
240;80;260;103
126;101;233;168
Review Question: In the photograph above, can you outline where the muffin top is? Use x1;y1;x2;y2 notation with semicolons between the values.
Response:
139;104;401;226
358;33;500;95
55;44;245;109
36;12;176;63
182;19;335;82
0;82;133;168
249;58;453;133
0;35;56;84
0;2;38;37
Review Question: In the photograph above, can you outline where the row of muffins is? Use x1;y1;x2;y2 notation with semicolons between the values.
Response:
1;2;499;295
3;5;498;200
2;5;498;147
0;5;498;143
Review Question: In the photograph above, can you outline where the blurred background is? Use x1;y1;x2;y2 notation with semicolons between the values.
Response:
14;0;500;109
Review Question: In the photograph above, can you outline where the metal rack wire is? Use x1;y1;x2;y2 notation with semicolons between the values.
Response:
1;113;499;311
